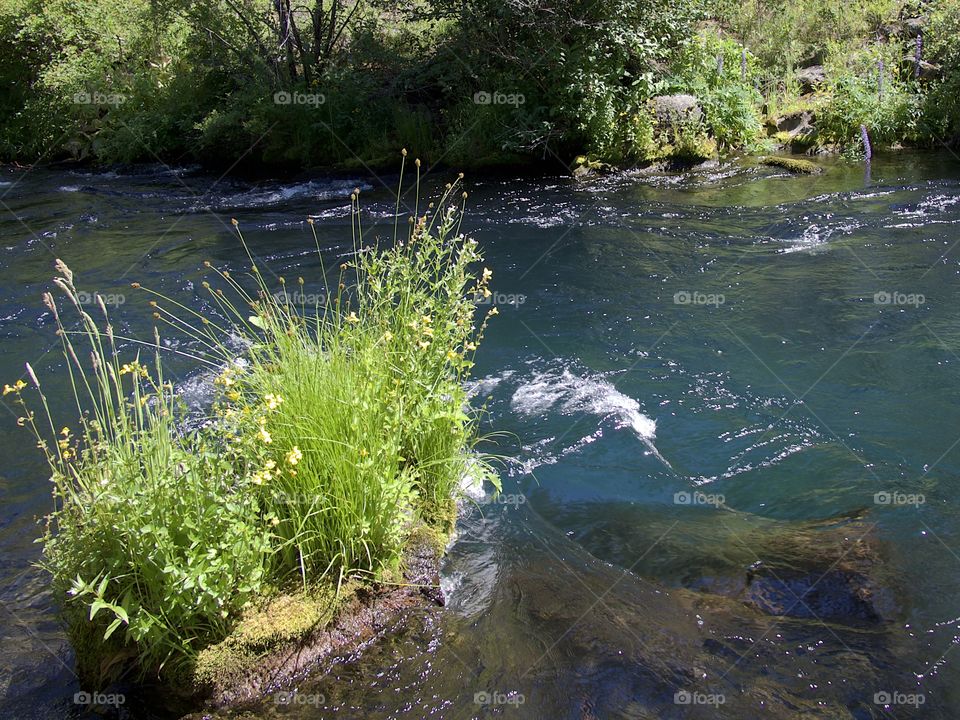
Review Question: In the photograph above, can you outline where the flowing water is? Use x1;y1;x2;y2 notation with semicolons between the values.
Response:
2;155;960;718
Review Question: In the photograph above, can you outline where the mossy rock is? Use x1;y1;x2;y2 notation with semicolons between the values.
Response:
188;517;447;707
571;155;613;179
192;588;341;690
759;156;823;175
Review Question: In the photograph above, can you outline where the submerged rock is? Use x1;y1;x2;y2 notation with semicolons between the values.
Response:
702;516;898;624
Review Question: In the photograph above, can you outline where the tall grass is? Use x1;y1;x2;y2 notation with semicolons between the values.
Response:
10;165;497;685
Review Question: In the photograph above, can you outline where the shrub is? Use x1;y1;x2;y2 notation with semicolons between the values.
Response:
668;31;764;150
922;0;960;143
819;43;918;149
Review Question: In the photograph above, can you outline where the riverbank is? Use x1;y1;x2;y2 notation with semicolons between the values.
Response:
1;1;957;176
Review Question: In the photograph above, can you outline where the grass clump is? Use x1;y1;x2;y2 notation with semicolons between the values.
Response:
9;163;498;687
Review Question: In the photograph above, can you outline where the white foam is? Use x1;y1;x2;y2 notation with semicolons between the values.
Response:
217;179;372;208
509;366;670;467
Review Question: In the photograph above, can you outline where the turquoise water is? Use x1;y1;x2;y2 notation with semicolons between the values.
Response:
2;155;960;717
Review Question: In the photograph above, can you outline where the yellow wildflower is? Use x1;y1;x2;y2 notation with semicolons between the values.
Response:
259;427;272;444
482;268;493;281
286;446;303;466
346;312;359;324
264;393;283;410
417;340;430;350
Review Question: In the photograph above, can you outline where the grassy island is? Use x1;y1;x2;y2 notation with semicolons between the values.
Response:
6;165;497;696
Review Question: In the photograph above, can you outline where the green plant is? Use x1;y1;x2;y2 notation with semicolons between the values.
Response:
819;43;917;149
13;165;497;686
669;31;764;150
922;0;960;143
7;265;273;683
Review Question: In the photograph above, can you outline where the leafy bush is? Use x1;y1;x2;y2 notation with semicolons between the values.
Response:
669;31;764;149
819;43;918;149
922;0;960;143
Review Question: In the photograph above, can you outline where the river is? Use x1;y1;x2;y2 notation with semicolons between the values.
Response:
2;154;960;718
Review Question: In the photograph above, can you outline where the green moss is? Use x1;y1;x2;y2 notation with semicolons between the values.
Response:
419;494;458;539
759;156;823;174
192;588;340;689
407;522;452;558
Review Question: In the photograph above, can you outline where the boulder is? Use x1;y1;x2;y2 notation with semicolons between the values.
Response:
769;109;819;150
774;109;815;135
650;94;702;125
796;65;826;94
903;55;942;79
903;16;925;37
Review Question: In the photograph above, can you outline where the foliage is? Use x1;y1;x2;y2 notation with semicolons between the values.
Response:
669;31;764;150
11;168;496;684
0;0;957;168
715;0;902;75
922;0;960;143
818;43;918;149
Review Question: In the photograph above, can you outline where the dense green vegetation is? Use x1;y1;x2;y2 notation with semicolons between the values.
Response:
0;0;956;172
7;170;496;684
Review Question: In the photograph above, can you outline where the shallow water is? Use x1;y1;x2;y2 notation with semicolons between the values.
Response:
2;154;960;718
